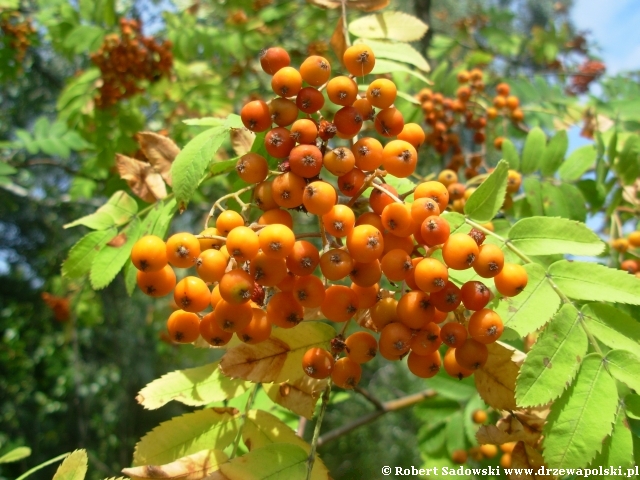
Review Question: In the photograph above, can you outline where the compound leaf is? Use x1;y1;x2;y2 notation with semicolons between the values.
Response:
516;304;587;407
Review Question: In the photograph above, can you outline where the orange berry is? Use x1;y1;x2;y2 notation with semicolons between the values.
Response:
267;291;303;328
321;285;359;322
443;347;473;379
166;232;201;269
407;350;441;378
379;322;413;360
396;290;435;329
260;46;290;75
302;347;334;379
352;137;383;171
167;310;200;343
382;140;417;178
442;233;479;270
468;308;503;344
238;308;272;344
136;264;176;297
299;55;331;86
343;44;376;76
226;226;260;262
494;263;528;297
236;152;269;184
366;78;397;109
303;181;337;216
346;224;384;263
196;249;228;283
131;235;167;272
322;204;355;237
323;146;355;177
174;276;211;312
331;357;362;389
319;249;353;281
200;312;233;346
345;331;378;364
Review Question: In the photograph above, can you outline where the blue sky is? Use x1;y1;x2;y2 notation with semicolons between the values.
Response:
572;0;640;74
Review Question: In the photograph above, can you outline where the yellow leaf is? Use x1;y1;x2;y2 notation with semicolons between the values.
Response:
136;361;251;410
263;376;328;419
307;0;390;11
136;132;180;185
220;322;335;383
474;341;524;411
133;408;240;467
241;410;330;480
52;450;88;480
123;449;228;480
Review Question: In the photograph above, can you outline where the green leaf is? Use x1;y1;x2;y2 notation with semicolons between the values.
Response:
136;362;251;410
501;138;520;170
543;354;617;469
540;130;568;176
52;450;88;480
133;408;240;466
0;447;31;464
494;263;560;338
353;38;430;72
521;127;546;174
548;260;640;305
63;25;104;54
589;408;634;476
349;11;429;43
0;161;17;176
372;59;430;84
581;303;640;355
516;304;587;407
90;219;142;290
64;191;138;229
215;443;307;480
605;350;640;392
61;228;118;279
508;217;604;256
523;176;544;215
172;127;228;210
445;411;465;454
558;145;597;182
463;159;508;223
615;135;640;185
152;198;177;238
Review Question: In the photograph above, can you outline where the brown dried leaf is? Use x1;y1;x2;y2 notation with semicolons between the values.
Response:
107;233;127;247
330;17;348;67
476;424;521;446
123;449;228;480
115;154;163;203
219;322;335;384
475;341;524;411
136;132;180;186
263;376;328;419
509;441;552;480
307;0;390;12
230;128;255;157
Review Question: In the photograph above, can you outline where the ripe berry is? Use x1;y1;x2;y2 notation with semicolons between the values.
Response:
302;347;334;379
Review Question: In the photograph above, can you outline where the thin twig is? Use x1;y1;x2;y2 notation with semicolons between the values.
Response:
317;389;436;447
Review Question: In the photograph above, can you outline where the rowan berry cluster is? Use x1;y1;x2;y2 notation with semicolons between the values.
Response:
0;12;36;64
611;230;640;276
90;18;173;108
416;73;524;180
130;45;528;390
